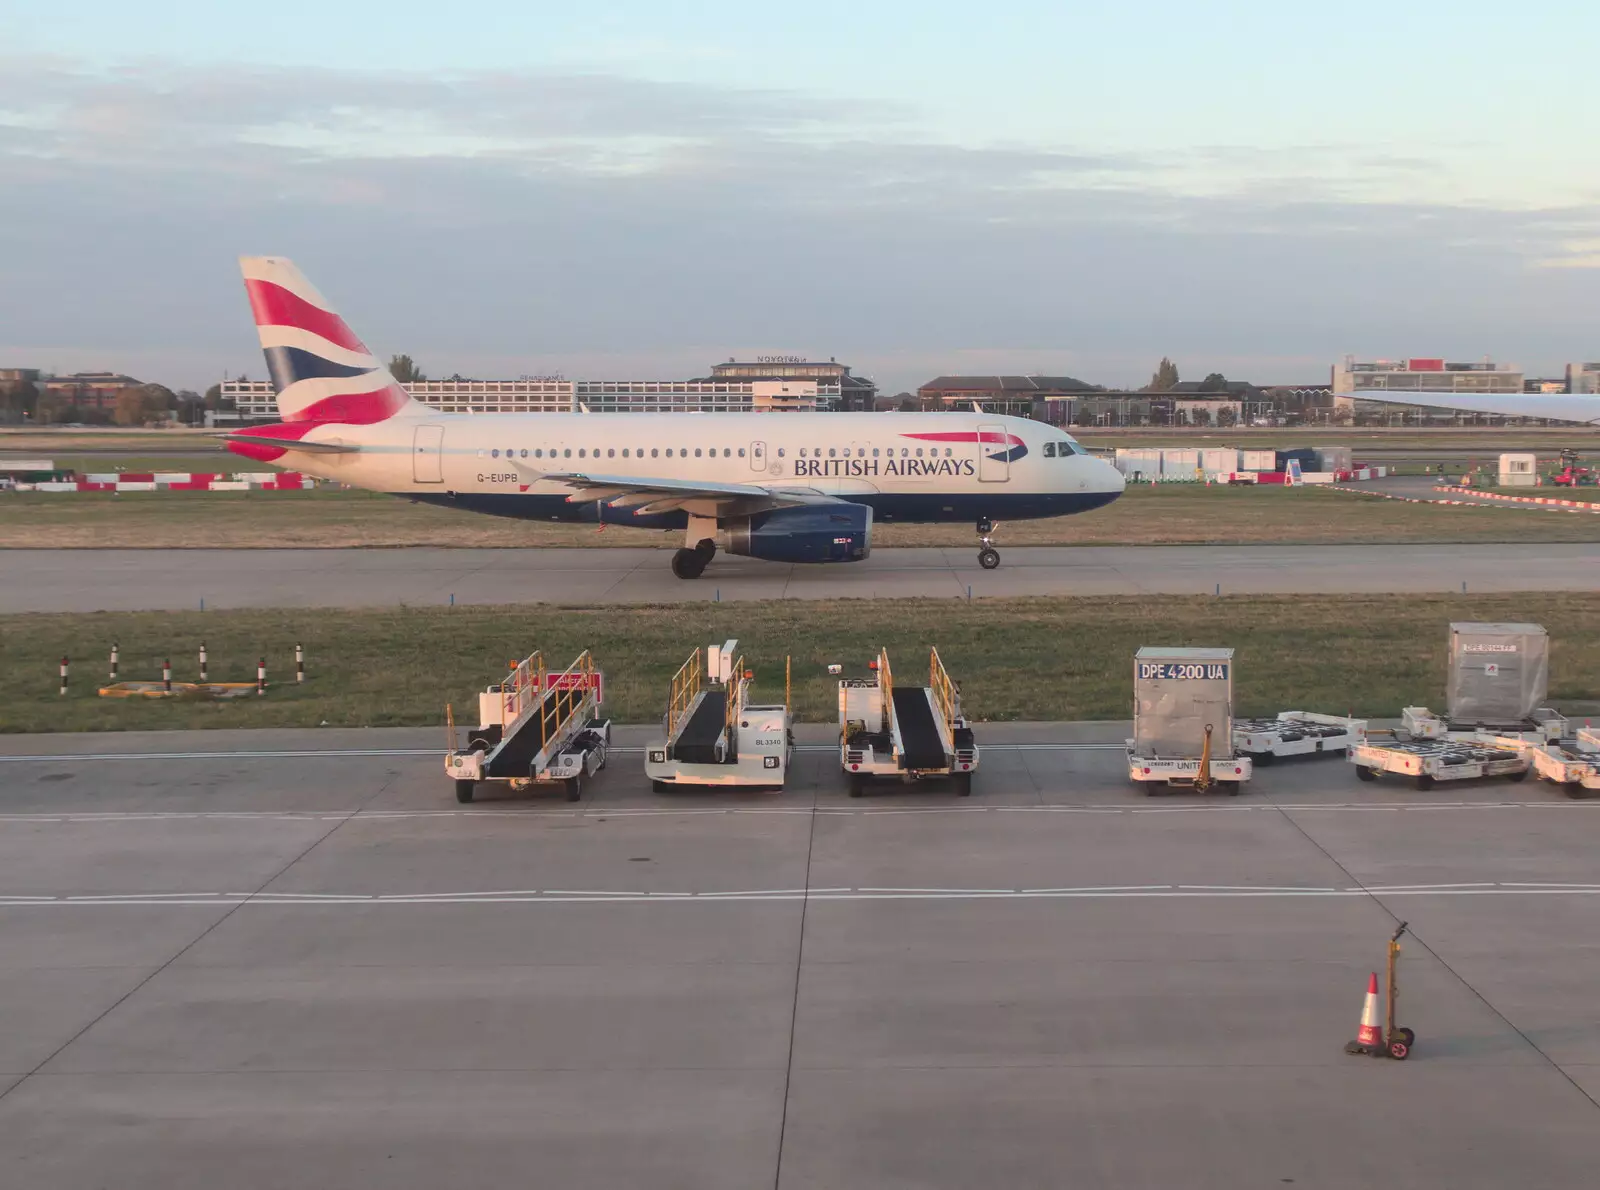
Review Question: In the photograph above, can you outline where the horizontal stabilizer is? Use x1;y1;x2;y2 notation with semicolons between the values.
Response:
225;434;361;454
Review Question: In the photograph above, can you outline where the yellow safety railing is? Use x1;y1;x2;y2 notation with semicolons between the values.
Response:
445;702;458;753
929;647;957;734
667;648;703;739
785;655;791;715
725;654;747;729
536;650;595;751
878;647;894;737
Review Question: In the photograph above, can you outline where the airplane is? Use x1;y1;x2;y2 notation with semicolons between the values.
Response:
225;257;1126;578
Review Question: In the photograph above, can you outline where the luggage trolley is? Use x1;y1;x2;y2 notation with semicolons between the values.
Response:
1233;712;1366;764
1127;647;1251;794
645;641;792;791
445;649;609;803
839;648;978;796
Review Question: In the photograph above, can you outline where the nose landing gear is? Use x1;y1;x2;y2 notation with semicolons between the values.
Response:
976;518;1001;570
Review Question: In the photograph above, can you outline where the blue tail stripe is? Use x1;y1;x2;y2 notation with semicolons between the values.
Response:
264;345;374;393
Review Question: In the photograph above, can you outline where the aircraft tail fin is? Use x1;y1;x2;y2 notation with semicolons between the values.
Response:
238;256;424;424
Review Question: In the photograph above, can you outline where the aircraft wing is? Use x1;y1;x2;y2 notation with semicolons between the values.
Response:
528;469;839;517
1342;390;1600;425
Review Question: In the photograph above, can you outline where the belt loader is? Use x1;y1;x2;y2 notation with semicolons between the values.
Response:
839;648;977;797
446;650;609;803
646;641;792;791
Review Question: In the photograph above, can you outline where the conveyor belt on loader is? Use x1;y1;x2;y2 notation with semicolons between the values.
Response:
674;690;728;764
892;685;946;770
484;687;557;778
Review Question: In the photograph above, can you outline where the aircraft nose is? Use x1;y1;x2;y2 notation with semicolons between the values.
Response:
1099;457;1126;493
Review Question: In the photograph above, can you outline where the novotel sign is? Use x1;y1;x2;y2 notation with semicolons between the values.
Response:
755;355;807;364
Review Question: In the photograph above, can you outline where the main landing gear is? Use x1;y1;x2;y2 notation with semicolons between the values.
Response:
976;518;1001;570
671;539;717;580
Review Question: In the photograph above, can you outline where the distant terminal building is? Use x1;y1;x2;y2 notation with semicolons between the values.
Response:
1331;356;1526;419
917;375;1102;420
701;357;876;409
38;372;144;412
222;371;842;421
0;368;42;385
1566;363;1600;394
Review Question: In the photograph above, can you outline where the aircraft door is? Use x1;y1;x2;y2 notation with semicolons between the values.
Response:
978;423;1010;483
750;441;766;472
412;425;444;483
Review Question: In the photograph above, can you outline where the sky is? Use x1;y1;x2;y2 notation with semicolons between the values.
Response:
2;0;1598;393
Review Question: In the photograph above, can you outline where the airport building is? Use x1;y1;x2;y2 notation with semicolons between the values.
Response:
1331;356;1525;419
1566;363;1600;394
222;373;842;421
701;357;876;409
917;375;1101;418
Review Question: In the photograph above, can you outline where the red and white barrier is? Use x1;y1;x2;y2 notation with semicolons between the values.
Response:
1432;485;1600;511
11;471;316;494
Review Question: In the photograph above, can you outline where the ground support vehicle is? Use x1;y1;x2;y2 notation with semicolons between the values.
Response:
840;648;977;796
1401;705;1567;744
445;650;609;803
1349;737;1528;790
1127;647;1251;794
645;640;792;791
1233;712;1366;763
1476;734;1600;798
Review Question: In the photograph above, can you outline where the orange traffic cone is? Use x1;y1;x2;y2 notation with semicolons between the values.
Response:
1346;973;1382;1053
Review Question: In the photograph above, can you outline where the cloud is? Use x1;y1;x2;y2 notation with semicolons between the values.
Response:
2;57;1597;392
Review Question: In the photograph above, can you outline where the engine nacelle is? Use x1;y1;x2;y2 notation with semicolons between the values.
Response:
722;504;872;564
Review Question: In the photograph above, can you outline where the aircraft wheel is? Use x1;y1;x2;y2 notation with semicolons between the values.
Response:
694;538;717;559
977;548;1000;570
454;780;475;804
671;548;707;580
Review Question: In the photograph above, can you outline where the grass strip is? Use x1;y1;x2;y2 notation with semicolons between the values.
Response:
3;593;1597;734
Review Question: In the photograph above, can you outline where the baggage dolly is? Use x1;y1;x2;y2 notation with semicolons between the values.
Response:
839;648;977;796
645;640;792;791
1349;737;1528;790
1479;733;1600;799
1233;712;1366;764
445;649;609;803
1346;922;1416;1061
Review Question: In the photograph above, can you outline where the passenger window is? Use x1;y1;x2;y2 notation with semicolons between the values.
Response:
534;448;542;458
695;448;703;457
777;448;785;458
519;449;527;458
621;449;629;458
563;449;571;458
916;448;923;457
828;448;836;458
872;448;879;457
724;448;731;458
651;448;659;457
578;449;585;458
738;447;745;457
491;449;500;458
665;449;673;458
608;448;615;458
901;448;909;457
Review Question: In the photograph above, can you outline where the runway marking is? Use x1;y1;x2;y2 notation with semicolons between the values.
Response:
2;883;1599;908
0;801;1594;826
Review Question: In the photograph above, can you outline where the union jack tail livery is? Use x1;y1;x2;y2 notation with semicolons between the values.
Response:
239;256;422;425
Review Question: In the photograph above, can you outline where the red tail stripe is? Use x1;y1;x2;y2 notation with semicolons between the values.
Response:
224;421;315;464
902;431;1018;445
244;279;368;354
287;385;410;425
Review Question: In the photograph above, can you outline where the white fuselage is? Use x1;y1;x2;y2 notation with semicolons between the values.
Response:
281;410;1124;525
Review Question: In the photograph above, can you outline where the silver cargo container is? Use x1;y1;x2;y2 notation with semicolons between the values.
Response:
1133;647;1236;758
1448;622;1549;725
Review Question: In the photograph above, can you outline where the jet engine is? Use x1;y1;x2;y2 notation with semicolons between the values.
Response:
722;504;872;564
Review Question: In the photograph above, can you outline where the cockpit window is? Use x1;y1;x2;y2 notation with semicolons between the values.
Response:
1057;437;1082;457
1043;442;1056;458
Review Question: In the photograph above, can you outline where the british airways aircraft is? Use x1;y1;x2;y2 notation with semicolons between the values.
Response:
226;257;1126;578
